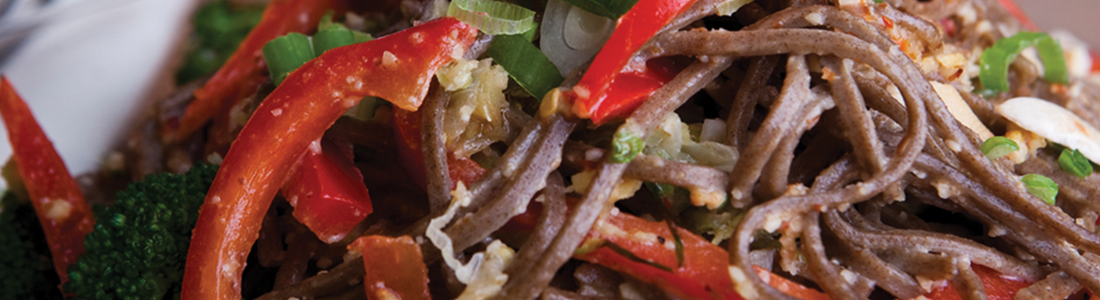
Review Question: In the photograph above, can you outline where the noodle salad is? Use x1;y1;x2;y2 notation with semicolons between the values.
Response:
3;0;1100;299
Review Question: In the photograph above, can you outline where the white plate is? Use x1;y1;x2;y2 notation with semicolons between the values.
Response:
0;0;193;189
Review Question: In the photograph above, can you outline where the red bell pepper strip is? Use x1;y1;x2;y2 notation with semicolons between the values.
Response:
348;235;432;300
574;210;742;300
181;18;477;300
565;0;698;124
750;265;831;300
391;107;486;191
281;138;372;244
921;264;1032;300
0;76;95;285
170;0;342;141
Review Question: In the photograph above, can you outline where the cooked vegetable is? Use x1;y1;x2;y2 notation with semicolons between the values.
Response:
0;193;63;300
0;77;95;286
349;235;431;300
487;34;565;99
446;0;537;35
565;0;697;124
1021;173;1058;205
175;1;265;84
261;33;314;85
979;31;1068;92
280;138;373;244
1058;148;1093;178
979;136;1020;159
64;164;218;300
181;18;477;299
172;0;341;141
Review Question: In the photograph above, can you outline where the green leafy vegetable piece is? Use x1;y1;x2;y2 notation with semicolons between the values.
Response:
979;136;1019;159
487;34;565;99
64;164;219;300
262;33;315;85
447;0;537;35
1058;148;1093;178
0;193;63;299
1021;174;1058;205
979;31;1068;92
176;1;265;84
609;130;645;163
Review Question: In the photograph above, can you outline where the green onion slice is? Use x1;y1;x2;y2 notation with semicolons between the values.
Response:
487;34;564;99
447;0;536;35
562;0;639;20
312;24;356;55
609;131;645;163
1021;174;1058;205
979;31;1069;92
1058;148;1093;178
979;136;1020;159
262;33;315;85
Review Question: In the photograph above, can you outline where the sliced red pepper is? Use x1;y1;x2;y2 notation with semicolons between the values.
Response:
281;138;372;244
1090;51;1100;75
575;211;742;300
565;0;698;124
391;107;486;191
0;76;95;285
170;0;343;141
349;235;432;300
181;18;477;299
751;265;831;300
921;264;1032;300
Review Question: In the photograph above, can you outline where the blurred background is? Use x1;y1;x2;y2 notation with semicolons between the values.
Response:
1015;0;1100;47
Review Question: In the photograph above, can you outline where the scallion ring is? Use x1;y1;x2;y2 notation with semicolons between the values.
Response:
979;32;1069;92
1021;174;1058;205
262;33;315;85
979;136;1020;159
447;0;536;35
1058;148;1093;178
487;34;564;100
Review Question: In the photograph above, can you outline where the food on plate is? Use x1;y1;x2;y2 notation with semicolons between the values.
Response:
4;0;1100;299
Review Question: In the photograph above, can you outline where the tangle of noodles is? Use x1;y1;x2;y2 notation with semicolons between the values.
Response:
97;0;1100;299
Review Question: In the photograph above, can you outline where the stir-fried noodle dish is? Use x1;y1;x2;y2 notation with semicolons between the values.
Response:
6;0;1100;299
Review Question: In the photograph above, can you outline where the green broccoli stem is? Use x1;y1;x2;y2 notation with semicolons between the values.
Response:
64;164;219;300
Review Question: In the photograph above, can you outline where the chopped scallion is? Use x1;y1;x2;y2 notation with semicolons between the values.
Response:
979;136;1019;159
312;24;356;55
979;32;1068;92
487;34;564;99
447;0;536;35
262;33;315;85
353;31;374;43
1058;148;1093;178
609;131;644;163
562;0;640;19
1021;174;1058;205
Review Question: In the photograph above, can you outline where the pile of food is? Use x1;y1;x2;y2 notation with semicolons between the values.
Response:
4;0;1100;299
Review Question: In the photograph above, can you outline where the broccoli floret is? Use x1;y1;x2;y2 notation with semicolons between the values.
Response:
65;164;219;300
0;193;64;300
